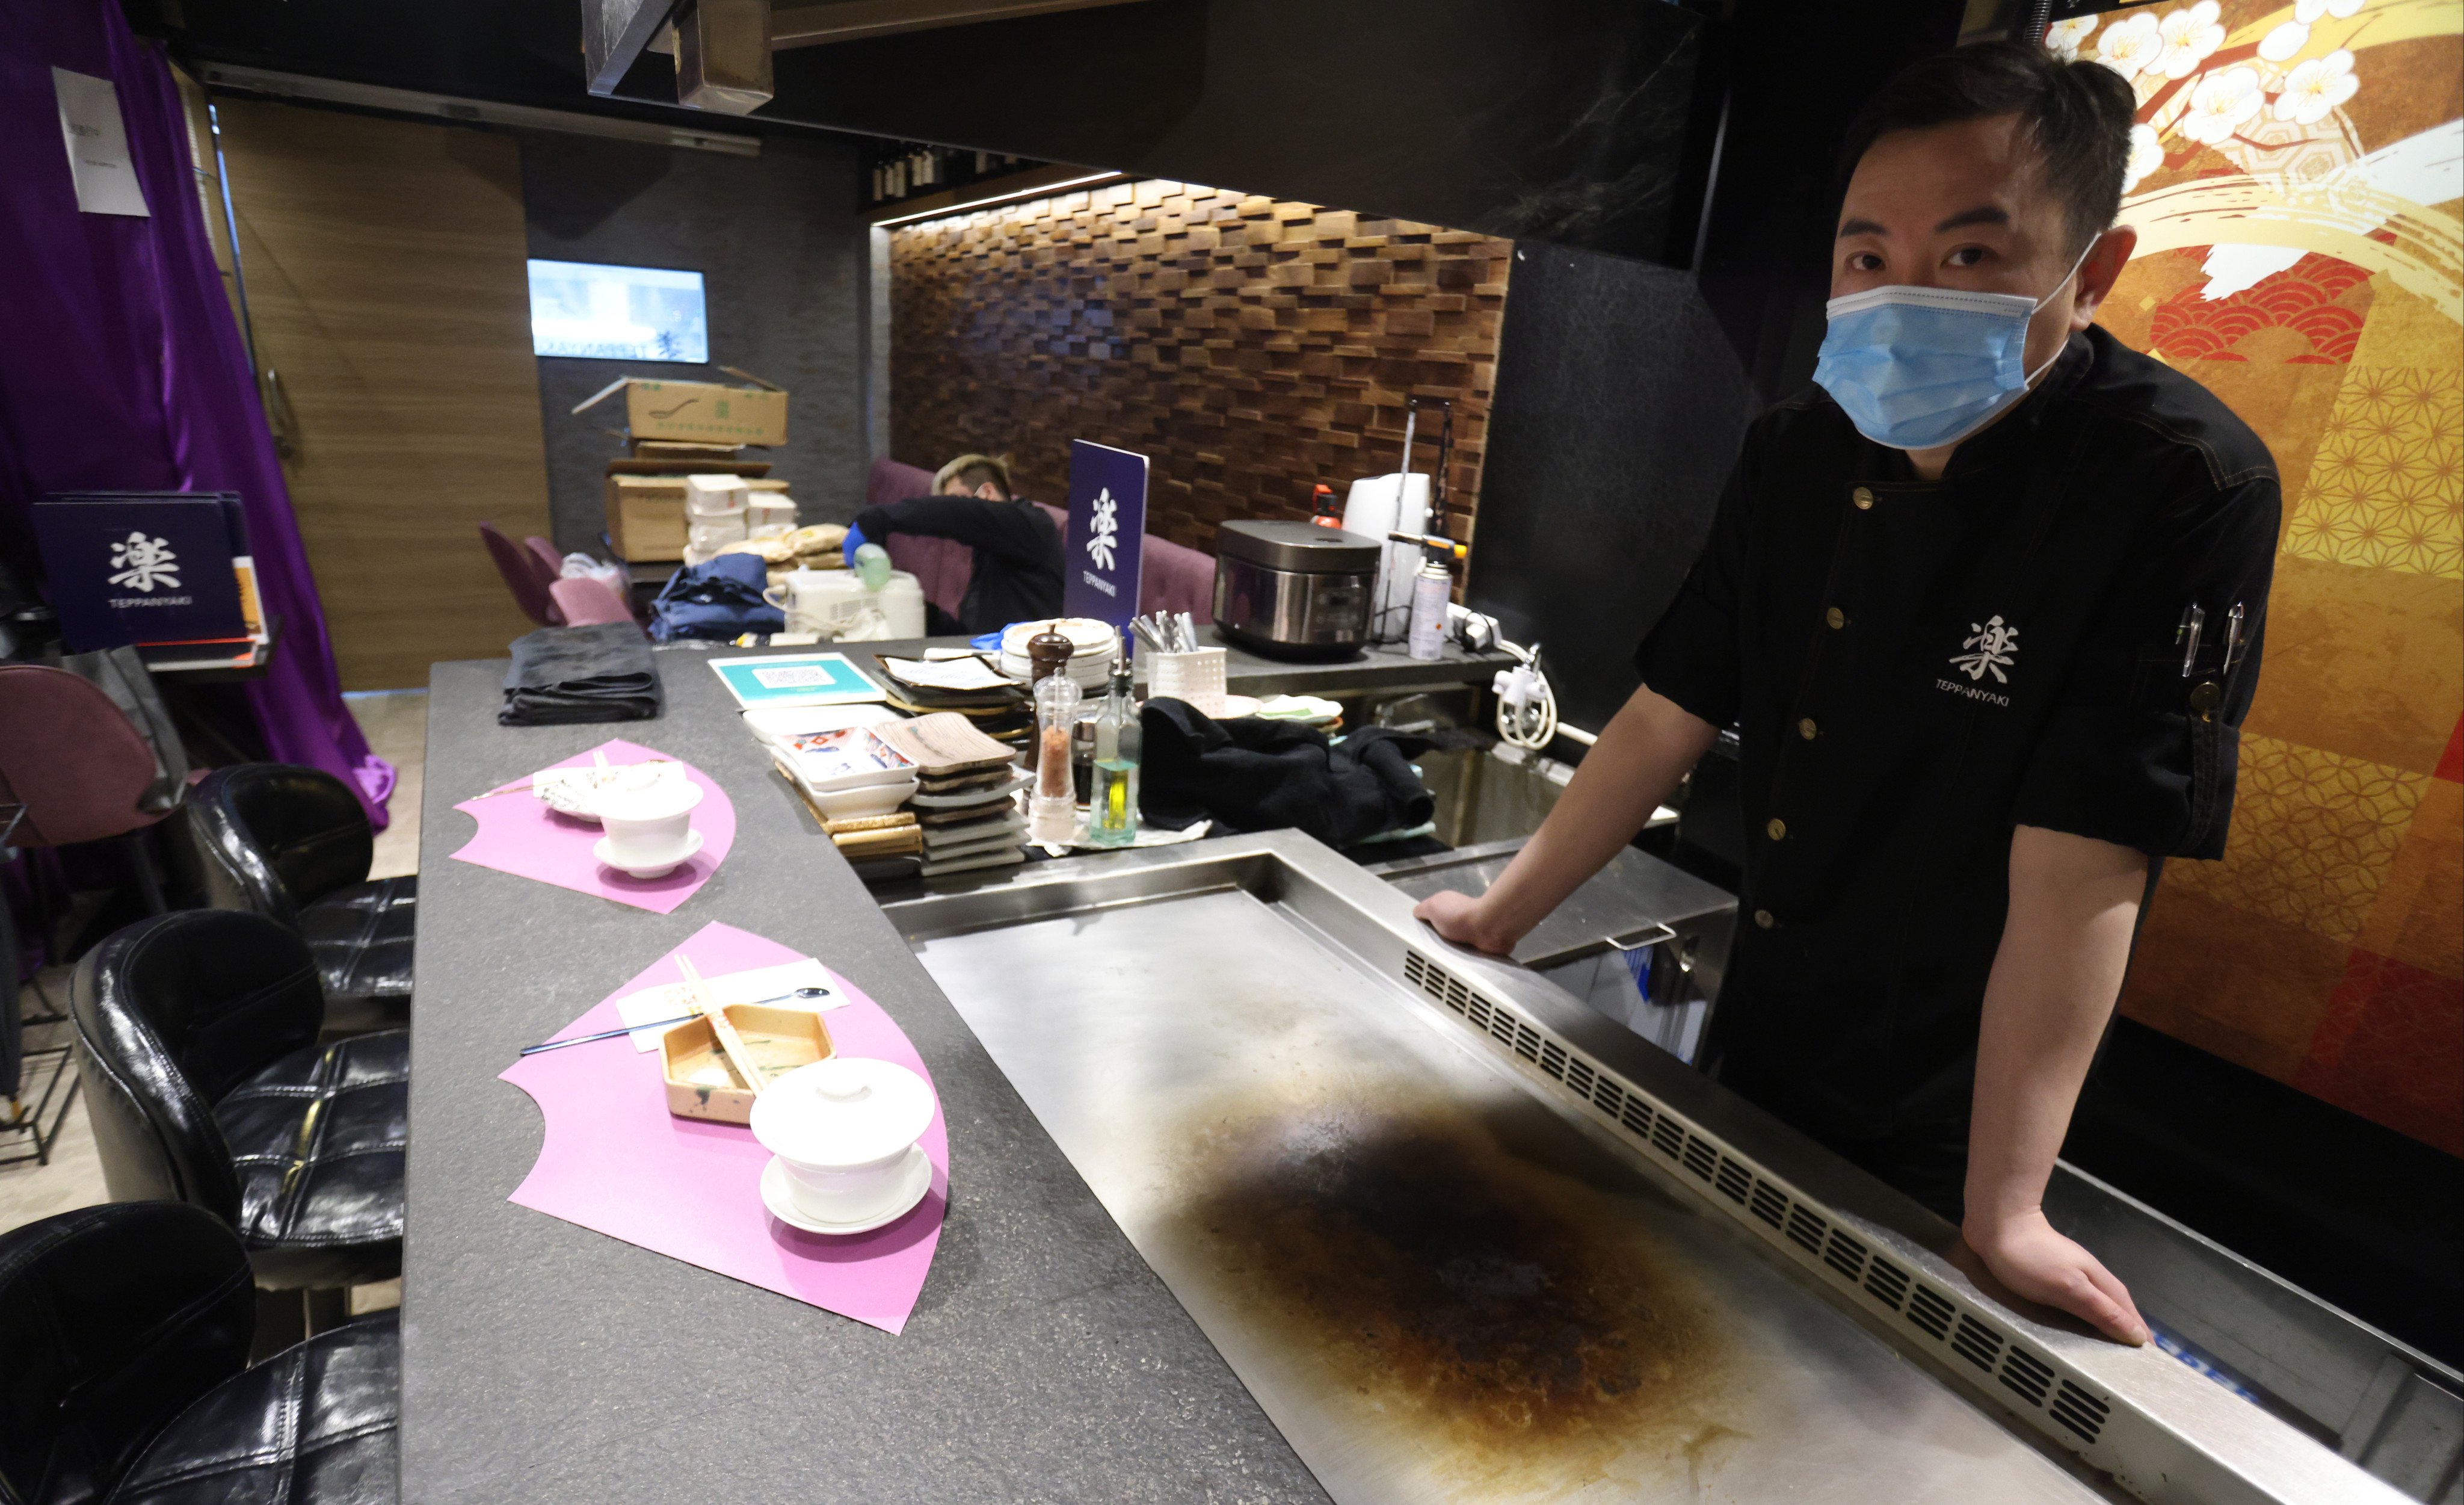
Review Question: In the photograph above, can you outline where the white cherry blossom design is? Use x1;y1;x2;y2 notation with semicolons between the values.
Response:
2046;15;2097;61
2180;66;2266;145
2096;11;2164;79
2295;0;2364;22
2123;123;2166;192
2275;49;2359;123
2259;20;2310;62
2157;1;2227;79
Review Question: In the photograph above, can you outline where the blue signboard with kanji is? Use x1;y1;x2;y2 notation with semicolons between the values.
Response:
33;492;247;651
1062;440;1147;629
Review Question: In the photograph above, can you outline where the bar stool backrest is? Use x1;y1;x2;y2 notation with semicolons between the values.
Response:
480;519;562;628
0;1202;254;1505
184;763;374;926
69;910;324;1225
0;664;167;848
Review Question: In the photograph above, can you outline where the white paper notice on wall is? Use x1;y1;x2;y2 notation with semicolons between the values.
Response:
52;67;150;218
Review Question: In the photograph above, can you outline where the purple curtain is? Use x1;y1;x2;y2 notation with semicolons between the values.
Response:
0;0;390;828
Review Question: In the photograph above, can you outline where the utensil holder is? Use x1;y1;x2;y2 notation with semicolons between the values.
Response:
1148;648;1227;715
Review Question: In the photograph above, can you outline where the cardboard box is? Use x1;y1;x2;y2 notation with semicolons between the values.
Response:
606;474;689;561
606;474;792;561
574;376;787;447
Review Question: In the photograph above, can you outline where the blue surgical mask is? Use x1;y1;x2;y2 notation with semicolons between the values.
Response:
1813;241;2093;452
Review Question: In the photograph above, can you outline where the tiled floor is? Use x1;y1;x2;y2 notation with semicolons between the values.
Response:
1;690;427;1324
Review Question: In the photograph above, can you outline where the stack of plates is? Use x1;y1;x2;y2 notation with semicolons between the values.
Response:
996;619;1120;689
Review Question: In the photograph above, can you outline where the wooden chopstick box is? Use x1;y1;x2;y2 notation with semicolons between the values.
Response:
660;1004;834;1124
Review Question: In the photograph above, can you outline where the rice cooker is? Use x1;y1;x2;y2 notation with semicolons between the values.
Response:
1211;521;1379;659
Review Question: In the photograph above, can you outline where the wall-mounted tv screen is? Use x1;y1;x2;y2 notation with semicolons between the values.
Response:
527;259;709;363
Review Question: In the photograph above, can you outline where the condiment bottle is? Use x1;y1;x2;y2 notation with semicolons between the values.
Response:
1088;658;1141;847
1027;632;1080;844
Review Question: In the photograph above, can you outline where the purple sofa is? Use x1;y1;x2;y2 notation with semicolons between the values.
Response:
864;457;1216;626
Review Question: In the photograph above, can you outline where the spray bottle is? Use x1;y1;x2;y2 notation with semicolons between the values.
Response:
1406;543;1453;662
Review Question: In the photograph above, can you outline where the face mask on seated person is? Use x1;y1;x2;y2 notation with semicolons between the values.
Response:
1813;237;2096;453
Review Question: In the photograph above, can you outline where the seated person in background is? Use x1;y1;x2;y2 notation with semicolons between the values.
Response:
846;453;1064;636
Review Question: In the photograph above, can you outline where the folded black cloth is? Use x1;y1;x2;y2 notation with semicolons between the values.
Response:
1139;699;1436;847
500;623;662;726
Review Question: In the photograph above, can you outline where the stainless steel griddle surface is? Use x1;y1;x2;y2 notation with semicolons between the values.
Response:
912;884;2109;1504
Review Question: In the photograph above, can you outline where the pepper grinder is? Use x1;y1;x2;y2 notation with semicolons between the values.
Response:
1027;631;1079;844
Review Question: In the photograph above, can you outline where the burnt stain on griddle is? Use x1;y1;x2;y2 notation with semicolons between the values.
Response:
1166;1096;1734;1486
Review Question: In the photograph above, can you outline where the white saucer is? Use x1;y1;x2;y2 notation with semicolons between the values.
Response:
760;1145;934;1236
592;827;704;879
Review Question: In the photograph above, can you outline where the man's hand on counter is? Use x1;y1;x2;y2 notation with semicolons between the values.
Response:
1965;1208;2151;1346
1414;684;1716;960
1413;890;1518;956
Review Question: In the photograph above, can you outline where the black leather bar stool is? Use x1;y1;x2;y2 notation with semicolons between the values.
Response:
70;909;405;1296
0;1201;398;1505
183;764;414;1033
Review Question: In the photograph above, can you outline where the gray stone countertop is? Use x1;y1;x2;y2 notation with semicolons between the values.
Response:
401;652;1328;1504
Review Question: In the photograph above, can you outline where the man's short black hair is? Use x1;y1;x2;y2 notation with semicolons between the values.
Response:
1840;40;2136;252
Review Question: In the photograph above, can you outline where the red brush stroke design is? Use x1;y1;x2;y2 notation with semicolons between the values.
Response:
2436;717;2462;784
2151;253;2373;365
2297;949;2464;1157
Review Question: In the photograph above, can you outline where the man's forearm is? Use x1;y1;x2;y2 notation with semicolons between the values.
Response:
1965;826;2148;1231
1466;685;1716;947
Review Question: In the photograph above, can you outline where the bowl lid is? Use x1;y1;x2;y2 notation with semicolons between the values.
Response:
751;1057;935;1168
595;774;704;823
1216;520;1382;572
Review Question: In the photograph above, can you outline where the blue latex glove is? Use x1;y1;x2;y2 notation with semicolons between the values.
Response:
841;522;866;567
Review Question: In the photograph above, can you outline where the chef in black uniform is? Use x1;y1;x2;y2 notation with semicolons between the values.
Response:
1417;42;2279;1345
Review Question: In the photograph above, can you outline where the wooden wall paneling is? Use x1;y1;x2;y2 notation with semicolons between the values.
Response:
216;99;552;690
889;179;1509;555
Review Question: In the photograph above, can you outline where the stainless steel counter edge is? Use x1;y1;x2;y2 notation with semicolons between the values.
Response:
884;831;2412;1505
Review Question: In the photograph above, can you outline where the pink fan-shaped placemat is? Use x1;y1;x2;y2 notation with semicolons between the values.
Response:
499;920;947;1335
450;738;734;915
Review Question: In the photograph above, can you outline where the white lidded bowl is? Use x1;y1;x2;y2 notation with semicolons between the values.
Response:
596;776;704;865
751;1058;936;1224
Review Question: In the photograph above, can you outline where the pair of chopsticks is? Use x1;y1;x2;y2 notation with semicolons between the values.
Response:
512;956;767;1090
516;981;835;1057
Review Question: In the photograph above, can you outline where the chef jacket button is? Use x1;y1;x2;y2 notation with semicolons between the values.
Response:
1852;487;1874;510
1797;717;1817;740
1766;817;1787;841
1825;607;1846;630
1754;909;1776;930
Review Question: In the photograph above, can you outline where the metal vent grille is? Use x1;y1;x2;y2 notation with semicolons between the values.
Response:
1398;948;2119;1469
1952;1314;2006;1373
1748;1181;1787;1229
1785;1204;1828;1255
1714;1157;1752;1205
1908;1284;1957;1341
1864;1255;1910;1312
2052;1380;2110;1444
2001;1347;2054;1408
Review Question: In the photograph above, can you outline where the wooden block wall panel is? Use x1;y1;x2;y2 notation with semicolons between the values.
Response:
890;179;1509;555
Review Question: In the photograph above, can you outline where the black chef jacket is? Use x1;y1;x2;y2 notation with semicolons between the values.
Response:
848;494;1064;636
1633;324;2279;1177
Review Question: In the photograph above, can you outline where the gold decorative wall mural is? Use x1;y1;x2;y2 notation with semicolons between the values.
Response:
2060;0;2462;1154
